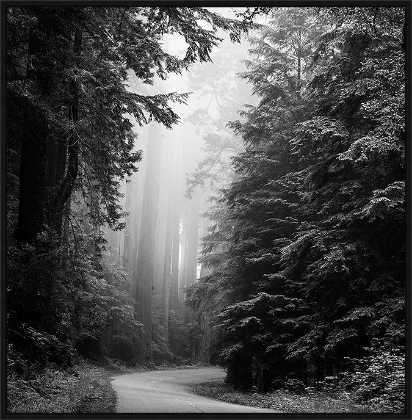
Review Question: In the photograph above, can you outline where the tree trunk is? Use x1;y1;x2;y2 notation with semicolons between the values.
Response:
160;189;173;335
134;123;163;363
50;29;82;234
169;205;180;312
184;192;200;290
199;311;211;364
12;23;52;244
226;354;253;390
159;139;180;340
154;167;168;297
126;127;148;276
13;96;48;244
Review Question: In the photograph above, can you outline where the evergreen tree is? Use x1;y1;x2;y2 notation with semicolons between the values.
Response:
283;6;405;373
209;8;323;389
193;7;405;391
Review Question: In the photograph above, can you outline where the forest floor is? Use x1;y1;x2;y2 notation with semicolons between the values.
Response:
190;378;372;414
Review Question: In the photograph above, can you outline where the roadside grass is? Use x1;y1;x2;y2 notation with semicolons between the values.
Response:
6;357;207;414
190;379;372;413
7;361;118;414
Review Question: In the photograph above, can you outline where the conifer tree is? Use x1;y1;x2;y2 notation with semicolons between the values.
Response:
211;8;323;389
193;7;405;390
283;6;405;373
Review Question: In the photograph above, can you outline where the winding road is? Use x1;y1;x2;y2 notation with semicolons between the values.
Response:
111;367;278;413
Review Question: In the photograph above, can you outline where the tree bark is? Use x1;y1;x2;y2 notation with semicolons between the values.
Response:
184;192;200;290
169;179;181;311
169;135;183;312
160;141;179;338
13;96;48;244
134;123;163;362
51;29;82;234
12;22;52;244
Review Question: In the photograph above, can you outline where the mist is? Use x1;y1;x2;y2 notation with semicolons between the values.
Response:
102;23;255;363
6;6;405;413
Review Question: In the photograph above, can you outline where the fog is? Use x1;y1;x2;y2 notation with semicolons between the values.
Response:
102;16;256;362
7;5;405;407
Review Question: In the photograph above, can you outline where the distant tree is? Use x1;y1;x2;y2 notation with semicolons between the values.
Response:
183;35;254;363
6;6;248;366
185;36;252;198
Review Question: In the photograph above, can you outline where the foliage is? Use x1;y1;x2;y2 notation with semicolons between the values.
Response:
167;310;196;363
6;4;247;305
6;7;406;408
209;8;325;390
7;232;77;366
282;379;306;394
6;6;249;372
341;341;405;413
6;6;247;233
191;379;371;413
185;35;251;198
151;306;173;363
190;6;406;399
6;207;142;366
7;355;116;414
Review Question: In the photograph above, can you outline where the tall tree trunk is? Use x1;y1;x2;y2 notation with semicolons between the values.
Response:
123;177;134;272
161;188;173;335
169;138;182;312
13;96;48;244
134;123;163;363
182;192;200;324
184;192;200;290
123;129;148;358
50;29;82;235
178;205;189;306
154;164;168;297
12;23;52;244
127;126;148;276
169;203;180;312
160;140;179;340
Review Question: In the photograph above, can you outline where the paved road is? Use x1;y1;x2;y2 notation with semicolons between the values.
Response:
111;367;278;413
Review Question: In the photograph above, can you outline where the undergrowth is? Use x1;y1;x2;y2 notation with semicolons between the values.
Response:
191;379;372;414
7;359;117;414
7;352;207;414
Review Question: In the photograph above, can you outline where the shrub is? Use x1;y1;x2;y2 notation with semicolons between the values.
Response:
341;341;405;413
283;379;306;394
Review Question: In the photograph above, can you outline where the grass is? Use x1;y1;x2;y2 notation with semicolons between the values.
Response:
7;361;118;414
190;379;372;413
7;359;377;414
6;357;204;414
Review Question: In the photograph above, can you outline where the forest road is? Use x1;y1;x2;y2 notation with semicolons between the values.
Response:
111;367;278;413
